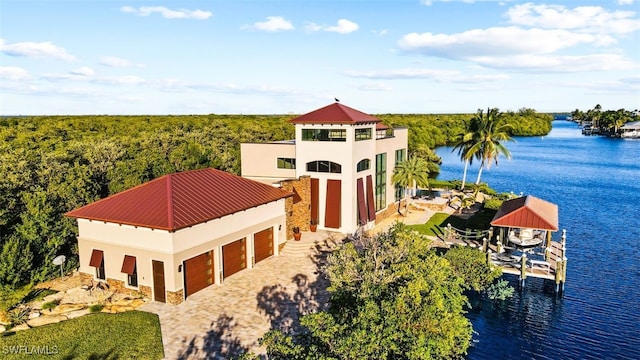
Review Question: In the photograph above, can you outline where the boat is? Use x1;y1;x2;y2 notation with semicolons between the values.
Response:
621;130;640;139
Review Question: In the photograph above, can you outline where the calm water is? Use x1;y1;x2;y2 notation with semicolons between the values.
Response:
435;121;640;360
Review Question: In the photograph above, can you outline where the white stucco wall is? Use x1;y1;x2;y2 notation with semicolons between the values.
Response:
241;142;296;180
293;124;357;233
238;124;408;234
75;199;287;296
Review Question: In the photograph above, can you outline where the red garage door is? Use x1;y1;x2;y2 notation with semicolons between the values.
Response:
184;250;214;297
223;238;246;279
254;227;274;264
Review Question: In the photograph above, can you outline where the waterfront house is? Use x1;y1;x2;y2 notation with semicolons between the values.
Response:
620;121;640;138
66;103;409;304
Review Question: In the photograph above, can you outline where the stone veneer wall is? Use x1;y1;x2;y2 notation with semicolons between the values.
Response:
106;278;143;297
139;285;152;298
166;290;184;305
280;176;311;240
79;271;152;300
375;200;407;225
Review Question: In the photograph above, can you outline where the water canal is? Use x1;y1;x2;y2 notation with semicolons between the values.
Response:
435;120;640;360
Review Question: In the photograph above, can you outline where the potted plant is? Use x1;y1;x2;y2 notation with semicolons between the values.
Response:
293;226;301;241
310;218;318;232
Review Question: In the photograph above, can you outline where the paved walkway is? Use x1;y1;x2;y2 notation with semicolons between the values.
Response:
140;208;446;359
139;231;341;359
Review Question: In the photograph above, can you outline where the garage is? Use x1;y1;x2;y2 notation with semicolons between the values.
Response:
223;238;246;279
253;227;274;264
183;250;214;297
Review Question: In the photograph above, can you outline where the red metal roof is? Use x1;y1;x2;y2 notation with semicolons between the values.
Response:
490;195;559;231
289;103;381;125
376;122;390;130
66;168;292;232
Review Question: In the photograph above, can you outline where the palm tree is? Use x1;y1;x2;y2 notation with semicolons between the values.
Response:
392;156;430;216
465;108;514;185
451;119;480;190
450;193;476;214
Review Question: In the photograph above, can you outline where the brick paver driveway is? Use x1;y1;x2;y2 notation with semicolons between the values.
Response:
140;231;342;359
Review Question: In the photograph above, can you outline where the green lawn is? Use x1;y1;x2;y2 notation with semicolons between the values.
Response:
408;209;498;237
0;311;163;359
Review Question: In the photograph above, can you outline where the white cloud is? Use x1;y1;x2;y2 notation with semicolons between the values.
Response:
617;0;635;5
343;68;509;83
326;19;359;34
0;39;75;61
306;19;359;34
372;29;389;36
100;56;135;68
70;67;95;76
398;27;615;58
344;68;458;80
469;53;637;72
353;82;393;91
100;75;146;85
247;16;294;32
304;22;322;32
422;0;514;5
0;66;30;81
507;3;640;34
120;6;212;20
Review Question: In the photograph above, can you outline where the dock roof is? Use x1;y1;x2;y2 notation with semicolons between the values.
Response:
490;195;559;231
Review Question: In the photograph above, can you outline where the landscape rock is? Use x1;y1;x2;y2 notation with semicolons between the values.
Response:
43;293;64;303
51;304;85;314
0;324;5;333
28;312;41;319
114;299;133;306
66;309;90;319
10;323;30;332
131;299;146;308
27;315;67;328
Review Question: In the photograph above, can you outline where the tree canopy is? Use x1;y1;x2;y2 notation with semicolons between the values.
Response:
260;224;473;359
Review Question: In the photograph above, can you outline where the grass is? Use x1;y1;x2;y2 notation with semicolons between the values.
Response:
0;311;164;359
408;209;498;237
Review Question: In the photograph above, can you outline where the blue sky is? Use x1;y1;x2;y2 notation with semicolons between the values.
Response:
1;0;639;115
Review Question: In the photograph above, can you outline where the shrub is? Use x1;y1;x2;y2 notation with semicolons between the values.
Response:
444;245;502;292
487;279;515;301
42;300;59;310
8;306;30;327
484;198;504;211
89;304;104;313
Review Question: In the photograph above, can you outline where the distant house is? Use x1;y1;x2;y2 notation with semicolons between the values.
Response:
241;103;408;234
66;168;292;304
620;121;640;138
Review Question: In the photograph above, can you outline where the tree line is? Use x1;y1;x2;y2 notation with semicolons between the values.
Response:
571;104;638;136
0;110;551;295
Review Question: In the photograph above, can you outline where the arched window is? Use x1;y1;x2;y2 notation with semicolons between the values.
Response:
306;160;342;173
357;159;370;172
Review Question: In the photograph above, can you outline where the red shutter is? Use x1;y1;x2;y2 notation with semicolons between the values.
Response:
366;175;376;221
357;178;367;225
324;180;341;229
311;178;319;222
121;255;136;274
89;249;104;267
